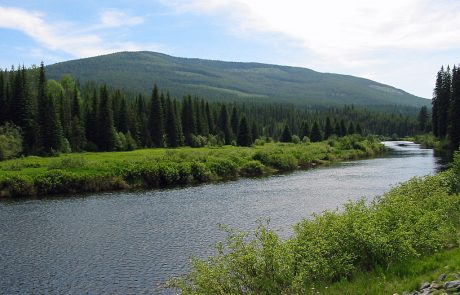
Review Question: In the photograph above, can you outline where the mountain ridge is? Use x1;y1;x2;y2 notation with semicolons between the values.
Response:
46;51;429;108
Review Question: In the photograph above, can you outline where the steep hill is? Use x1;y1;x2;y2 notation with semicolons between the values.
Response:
46;51;429;107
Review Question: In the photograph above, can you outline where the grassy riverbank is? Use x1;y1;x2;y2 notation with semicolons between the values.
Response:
169;152;460;294
0;135;384;198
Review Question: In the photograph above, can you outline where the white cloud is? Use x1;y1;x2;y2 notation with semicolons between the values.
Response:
0;6;157;60
162;0;460;97
99;9;144;28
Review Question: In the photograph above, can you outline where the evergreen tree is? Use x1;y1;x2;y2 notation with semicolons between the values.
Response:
0;70;5;124
205;102;214;134
237;116;252;146
324;117;333;139
310;121;322;142
251;121;259;141
438;66;451;138
165;97;180;147
230;106;239;137
182;95;196;146
118;97;128;133
300;121;310;139
417;106;429;133
85;90;98;146
280;124;292;142
148;84;165;147
348;122;355;134
432;69;442;137
97;85;116;151
37;62;62;154
174;99;184;146
340;119;347;136
449;66;460;149
356;123;363;136
334;120;341;137
69;84;86;152
218;104;232;145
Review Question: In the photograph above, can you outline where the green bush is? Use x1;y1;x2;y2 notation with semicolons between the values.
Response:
0;123;23;160
239;160;265;176
171;170;460;294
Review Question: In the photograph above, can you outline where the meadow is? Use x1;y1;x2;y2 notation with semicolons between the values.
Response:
0;135;384;198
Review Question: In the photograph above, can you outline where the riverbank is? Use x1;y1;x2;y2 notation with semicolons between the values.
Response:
169;152;460;294
0;135;385;198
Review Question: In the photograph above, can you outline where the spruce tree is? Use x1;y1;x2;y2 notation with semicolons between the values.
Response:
148;84;164;147
165;97;180;147
205;102;214;134
237;116;252;146
280;124;292;142
449;66;460;149
334;120;341;137
230;106;239;137
300;121;310;139
0;70;5;124
356;123;363;136
324;117;333;139
85;90;98;146
182;95;196;146
251;121;259;141
432;69;442;137
348;122;355;134
310;121;322;142
37;62;62;154
118;97;128;133
417;106;429;133
340;119;347;136
218;104;232;145
69;85;86;152
97;85;116;151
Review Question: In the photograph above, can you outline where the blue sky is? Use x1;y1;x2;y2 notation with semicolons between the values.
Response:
1;0;460;98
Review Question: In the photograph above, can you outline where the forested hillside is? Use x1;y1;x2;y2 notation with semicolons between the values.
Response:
0;63;422;158
46;51;429;108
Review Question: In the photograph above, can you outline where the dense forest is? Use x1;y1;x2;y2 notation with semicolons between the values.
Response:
0;63;423;159
432;65;460;149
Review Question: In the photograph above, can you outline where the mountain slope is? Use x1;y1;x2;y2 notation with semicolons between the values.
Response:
46;51;429;107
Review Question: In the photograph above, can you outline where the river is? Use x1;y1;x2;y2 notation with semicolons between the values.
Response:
0;141;446;294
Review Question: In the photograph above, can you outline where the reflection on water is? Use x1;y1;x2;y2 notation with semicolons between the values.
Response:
0;142;444;294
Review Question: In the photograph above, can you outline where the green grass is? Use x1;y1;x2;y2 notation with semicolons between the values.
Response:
320;246;460;294
0;135;385;197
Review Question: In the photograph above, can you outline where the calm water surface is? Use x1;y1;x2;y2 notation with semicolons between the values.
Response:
0;142;445;294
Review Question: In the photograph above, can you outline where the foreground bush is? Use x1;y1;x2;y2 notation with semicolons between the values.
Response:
0;123;23;160
169;155;460;294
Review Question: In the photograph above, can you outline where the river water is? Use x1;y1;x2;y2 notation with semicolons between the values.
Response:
0;142;446;294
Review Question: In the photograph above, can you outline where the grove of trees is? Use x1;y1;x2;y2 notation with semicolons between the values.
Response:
0;63;423;157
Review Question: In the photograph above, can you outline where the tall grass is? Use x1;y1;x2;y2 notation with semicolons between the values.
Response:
0;135;384;198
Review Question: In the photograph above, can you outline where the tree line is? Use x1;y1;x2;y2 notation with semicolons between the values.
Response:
0;63;421;157
431;65;460;149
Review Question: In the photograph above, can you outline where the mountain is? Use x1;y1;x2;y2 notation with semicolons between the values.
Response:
46;51;429;108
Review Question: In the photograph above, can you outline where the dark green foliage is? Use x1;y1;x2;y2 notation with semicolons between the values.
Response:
280;124;292;142
251;121;259;141
182;95;196;146
237;116;252;146
46;51;429;108
300;121;310;139
0;123;23;160
230;106;239;137
417;106;429;133
348;121;355;134
324;117;333;139
37;63;62;155
449;66;460;149
356;123;363;135
218;104;232;145
97;85;116;151
0;70;5;125
340;119;348;136
165;97;180;147
310;121;322;142
148;84;164;147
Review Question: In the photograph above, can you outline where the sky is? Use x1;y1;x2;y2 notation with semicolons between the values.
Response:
1;0;460;98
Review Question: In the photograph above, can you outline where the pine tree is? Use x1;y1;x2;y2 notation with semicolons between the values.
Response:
432;69;442;137
310;121;322;142
324;117;333;139
69;84;86;152
174;99;184;146
340;119;347;136
417;106;429;133
148;84;164;147
165;96;180;147
334;120;341;137
218;104;232;145
300;121;310;139
97;85;116;151
348;122;355;134
0;70;5;124
230;106;239;137
251;121;259;141
118;97;128;133
205;102;214;134
237;116;252;146
85;90;98;146
37;62;62;154
449;66;460;149
182;95;196;146
280;124;292;142
438;66;451;138
356;123;363;136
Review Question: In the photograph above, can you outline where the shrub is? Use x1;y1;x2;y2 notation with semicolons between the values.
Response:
0;123;23;160
291;135;301;144
239;160;265;176
48;156;88;170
